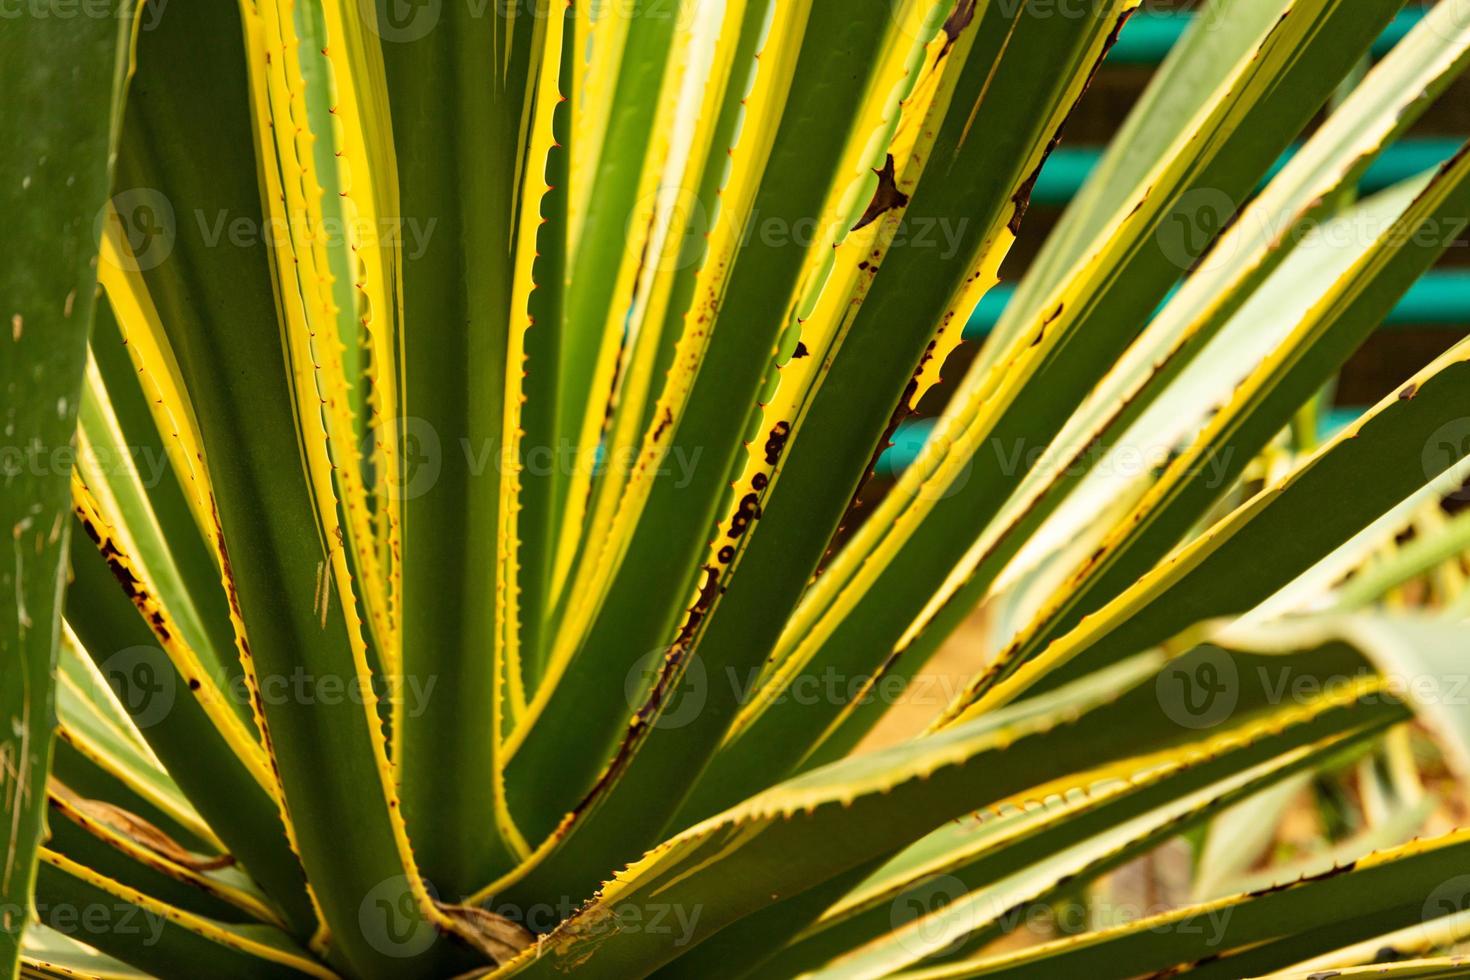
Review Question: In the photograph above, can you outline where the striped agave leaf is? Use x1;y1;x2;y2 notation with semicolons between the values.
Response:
6;0;1470;978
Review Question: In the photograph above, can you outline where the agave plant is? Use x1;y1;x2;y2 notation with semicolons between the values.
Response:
9;0;1470;976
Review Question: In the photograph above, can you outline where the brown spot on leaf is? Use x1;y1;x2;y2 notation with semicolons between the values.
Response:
1031;302;1065;346
672;564;724;653
652;407;674;442
103;554;142;601
54;788;234;871
852;155;910;232
941;0;978;56
437;901;535;964
764;421;791;466
1009;163;1044;235
1007;6;1136;236
727;492;762;539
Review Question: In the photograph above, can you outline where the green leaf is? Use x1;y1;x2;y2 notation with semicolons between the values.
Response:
1257;960;1470;980
785;739;1373;979
112;3;468;971
1208;793;1432;900
895;827;1470;979
83;305;249;727
697;0;1408;811
63;511;315;935
670;0;1135;833
1189;773;1311;902
378;0;557;893
647;862;882;980
0;4;136;972
1243;455;1470;624
549;0;690;585
490;653;1396;978
517;0;576;692
20;924;150;980
951;321;1470;721
503;0;921;848
52;653;215;858
33;850;329;980
768;644;1410;979
973;149;1470;707
980;0;1314;366
43;785;277;927
803;0;1470;764
1217;613;1470;786
1335;508;1470;609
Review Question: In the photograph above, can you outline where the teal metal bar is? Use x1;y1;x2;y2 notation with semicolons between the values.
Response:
964;271;1470;342
1391;271;1470;324
879;406;1366;477
878;272;1470;475
1108;8;1423;66
1106;10;1190;65
1032;138;1463;206
875;5;1458;476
